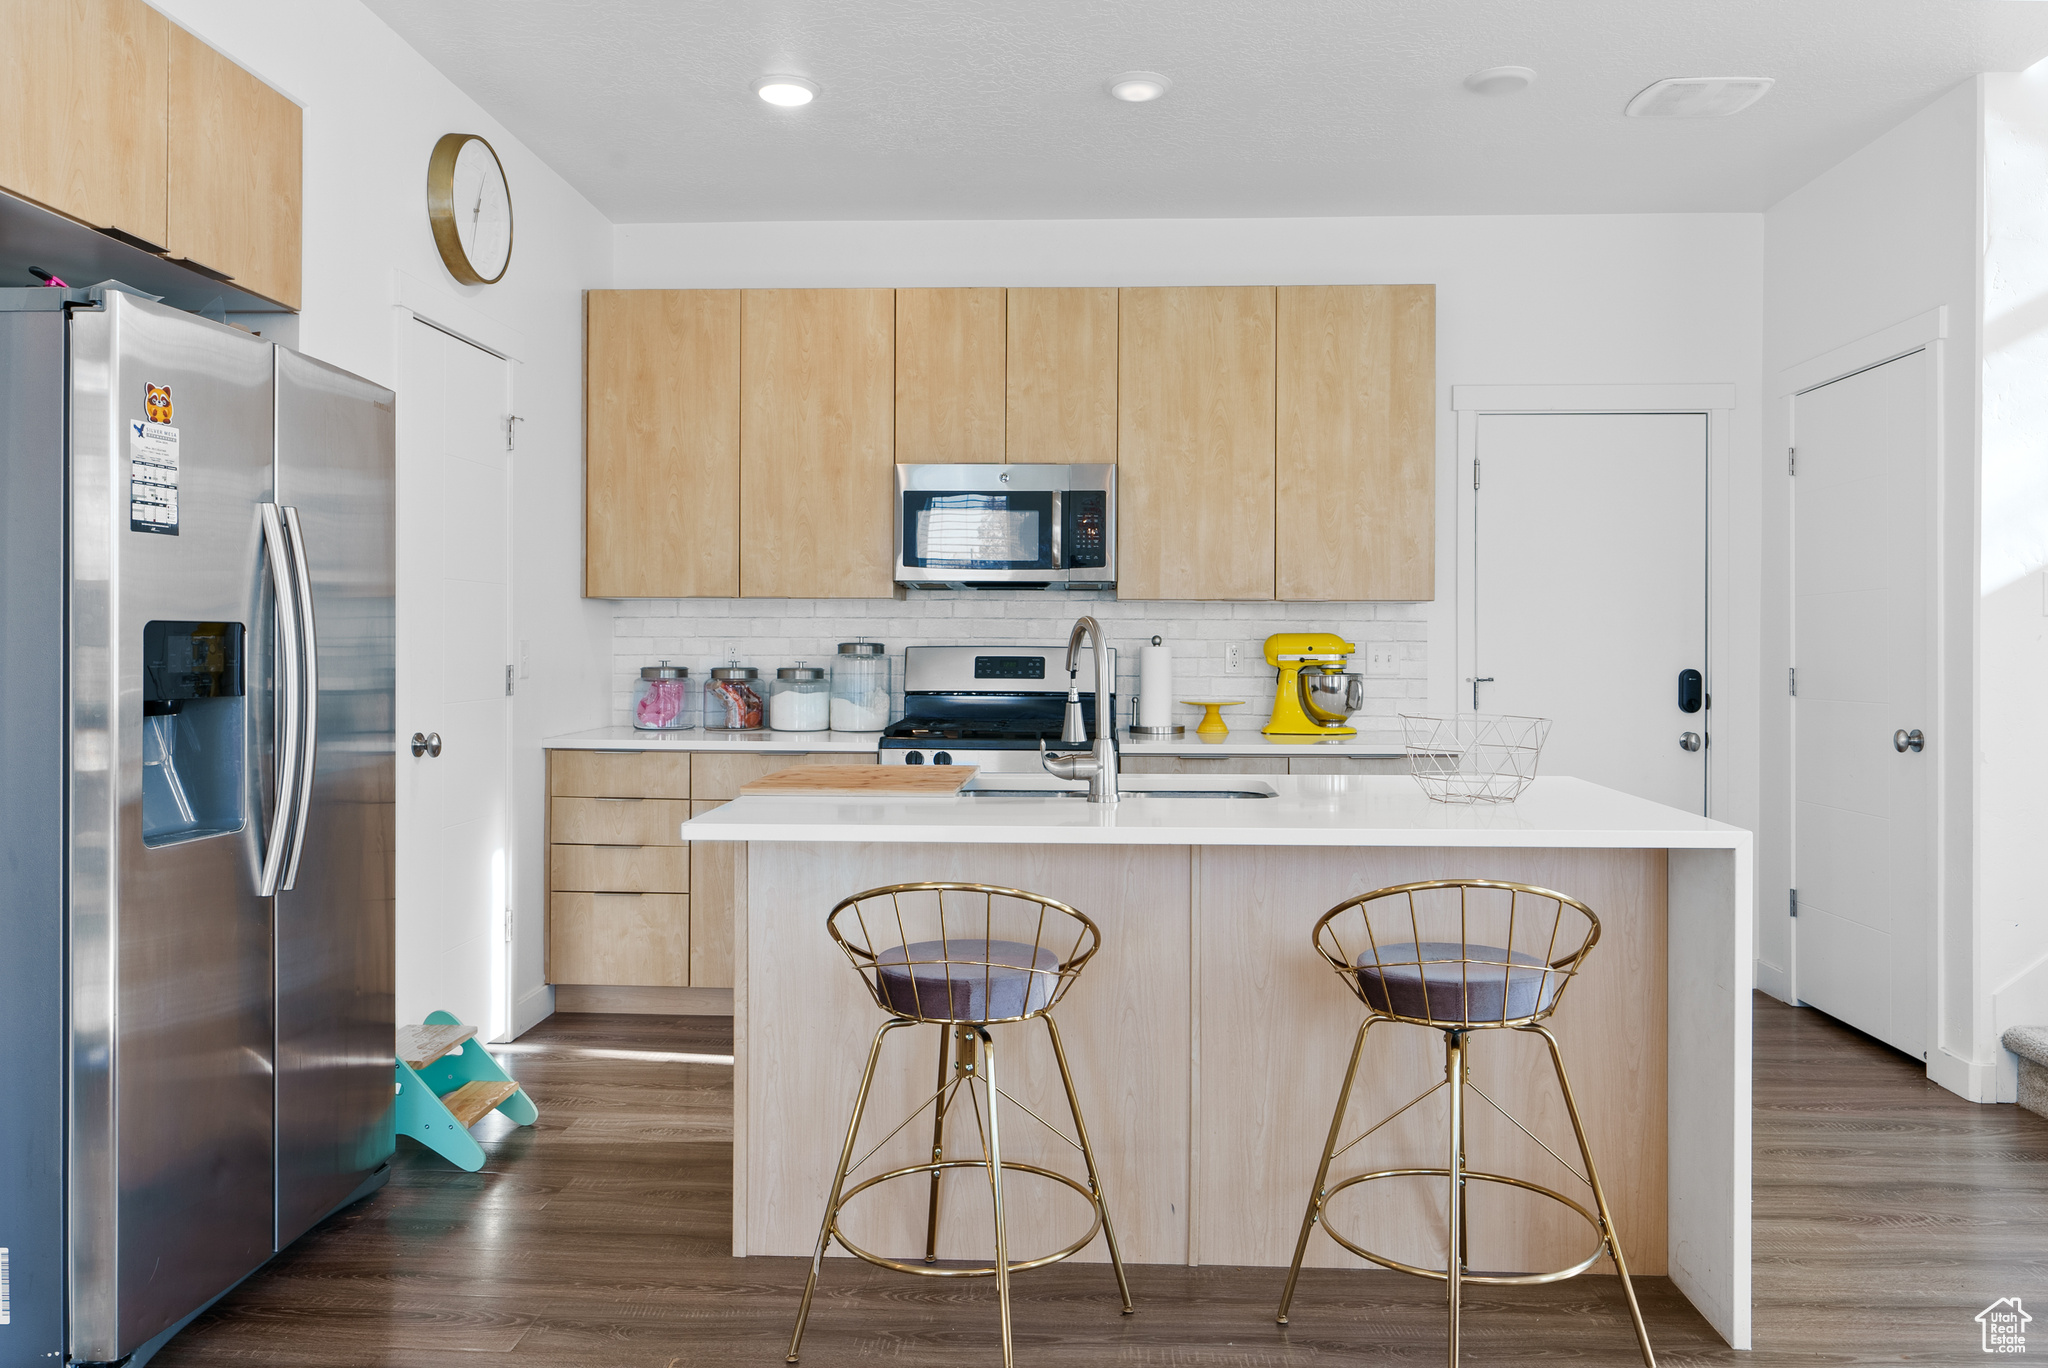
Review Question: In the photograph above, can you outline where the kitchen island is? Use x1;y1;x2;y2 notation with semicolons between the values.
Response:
682;774;1752;1349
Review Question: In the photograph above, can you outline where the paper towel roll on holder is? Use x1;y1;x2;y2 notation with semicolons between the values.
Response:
1130;634;1187;737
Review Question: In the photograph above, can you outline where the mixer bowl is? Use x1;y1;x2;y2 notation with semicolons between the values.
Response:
1299;667;1366;724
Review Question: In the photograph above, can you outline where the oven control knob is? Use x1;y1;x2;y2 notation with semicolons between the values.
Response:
934;751;953;766
905;751;925;765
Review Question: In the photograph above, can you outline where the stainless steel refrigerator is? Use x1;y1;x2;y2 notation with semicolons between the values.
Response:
0;289;396;1367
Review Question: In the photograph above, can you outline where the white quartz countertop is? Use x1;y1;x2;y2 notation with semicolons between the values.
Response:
541;725;1402;758
542;726;884;753
680;774;1751;850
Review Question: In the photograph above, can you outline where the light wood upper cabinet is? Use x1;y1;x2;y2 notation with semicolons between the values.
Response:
166;24;301;308
1007;287;1117;465
1276;285;1436;601
586;290;741;598
0;0;168;246
740;289;896;598
896;287;1005;464
1116;287;1276;600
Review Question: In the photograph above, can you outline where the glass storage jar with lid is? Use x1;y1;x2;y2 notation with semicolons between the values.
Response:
769;664;831;732
704;665;764;732
632;660;692;730
830;642;892;732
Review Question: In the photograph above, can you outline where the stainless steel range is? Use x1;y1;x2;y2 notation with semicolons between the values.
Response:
880;644;1118;773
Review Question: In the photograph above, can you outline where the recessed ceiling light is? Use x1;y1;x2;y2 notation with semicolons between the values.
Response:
1106;71;1171;103
1463;66;1536;96
753;75;818;108
1625;77;1774;118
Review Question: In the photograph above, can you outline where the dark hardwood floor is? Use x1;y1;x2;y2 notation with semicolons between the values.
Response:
154;996;2048;1365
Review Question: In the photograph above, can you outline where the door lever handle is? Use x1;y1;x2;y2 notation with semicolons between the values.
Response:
1894;728;1924;753
410;731;442;758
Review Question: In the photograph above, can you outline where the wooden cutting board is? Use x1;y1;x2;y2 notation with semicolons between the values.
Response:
738;764;979;797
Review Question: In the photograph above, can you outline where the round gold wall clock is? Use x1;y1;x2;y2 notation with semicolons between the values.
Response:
426;133;513;285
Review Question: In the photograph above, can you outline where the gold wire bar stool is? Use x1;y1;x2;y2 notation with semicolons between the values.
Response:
1275;878;1656;1368
786;881;1134;1367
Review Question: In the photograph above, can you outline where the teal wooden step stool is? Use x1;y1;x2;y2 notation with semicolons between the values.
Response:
395;1010;537;1171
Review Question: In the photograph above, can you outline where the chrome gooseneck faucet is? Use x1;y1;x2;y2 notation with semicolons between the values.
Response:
1040;615;1118;804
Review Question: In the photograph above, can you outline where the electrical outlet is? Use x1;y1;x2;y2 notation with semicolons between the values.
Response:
1225;642;1245;675
721;640;742;664
1366;643;1399;675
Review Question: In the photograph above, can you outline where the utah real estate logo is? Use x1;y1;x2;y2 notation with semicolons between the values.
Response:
1978;1298;2031;1354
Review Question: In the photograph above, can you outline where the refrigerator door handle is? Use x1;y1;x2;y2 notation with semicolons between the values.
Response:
259;503;304;898
280;505;319;891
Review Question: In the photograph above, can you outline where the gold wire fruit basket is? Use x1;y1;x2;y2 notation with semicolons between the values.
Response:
1400;713;1552;803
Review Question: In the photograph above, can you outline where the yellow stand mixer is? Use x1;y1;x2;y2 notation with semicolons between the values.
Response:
1262;632;1366;739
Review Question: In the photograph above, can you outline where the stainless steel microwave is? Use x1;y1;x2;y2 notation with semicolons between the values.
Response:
894;463;1115;589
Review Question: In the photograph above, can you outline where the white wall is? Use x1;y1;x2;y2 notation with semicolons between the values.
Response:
1981;68;2048;1097
612;213;1765;838
149;0;615;1036
1760;81;1985;1088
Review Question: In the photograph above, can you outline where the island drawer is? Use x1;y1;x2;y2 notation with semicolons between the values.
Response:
549;892;688;987
691;751;875;800
552;750;689;798
551;843;689;894
550;797;690;846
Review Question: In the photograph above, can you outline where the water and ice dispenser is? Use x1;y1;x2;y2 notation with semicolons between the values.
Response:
141;620;248;846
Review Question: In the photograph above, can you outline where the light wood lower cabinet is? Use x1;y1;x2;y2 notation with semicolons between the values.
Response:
550;892;689;987
546;748;874;997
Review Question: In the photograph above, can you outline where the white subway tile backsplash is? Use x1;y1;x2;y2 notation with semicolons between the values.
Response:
608;594;1429;742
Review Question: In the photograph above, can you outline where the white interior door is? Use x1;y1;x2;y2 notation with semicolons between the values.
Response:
396;319;513;1038
1792;349;1934;1060
1472;412;1709;813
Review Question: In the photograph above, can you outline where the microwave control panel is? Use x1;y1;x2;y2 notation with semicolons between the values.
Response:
1064;491;1108;569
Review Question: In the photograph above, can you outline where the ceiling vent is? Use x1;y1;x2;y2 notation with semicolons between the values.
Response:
1624;77;1774;118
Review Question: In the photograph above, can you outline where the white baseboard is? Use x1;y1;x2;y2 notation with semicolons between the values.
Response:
1753;957;1791;1004
511;983;556;1038
1926;1046;2000;1102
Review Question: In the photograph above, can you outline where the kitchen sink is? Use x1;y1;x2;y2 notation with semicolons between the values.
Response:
963;788;1275;800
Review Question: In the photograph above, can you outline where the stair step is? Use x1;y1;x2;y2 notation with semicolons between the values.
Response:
398;1023;477;1070
441;1079;522;1129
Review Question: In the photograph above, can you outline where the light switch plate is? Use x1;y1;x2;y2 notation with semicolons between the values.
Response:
1366;643;1399;675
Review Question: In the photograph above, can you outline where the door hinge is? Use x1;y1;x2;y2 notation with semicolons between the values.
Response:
505;909;514;943
505;414;525;452
1472;458;1481;491
1788;446;1796;476
506;664;516;697
1790;888;1798;918
1788;666;1796;697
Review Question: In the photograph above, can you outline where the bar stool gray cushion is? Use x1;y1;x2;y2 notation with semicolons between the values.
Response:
1355;942;1562;1023
875;939;1061;1021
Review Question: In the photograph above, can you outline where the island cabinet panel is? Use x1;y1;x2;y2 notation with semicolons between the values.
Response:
550;892;688;987
0;0;168;246
166;23;301;308
740;289;896;597
585;290;741;598
1116;286;1277;600
743;842;1193;1264
1277;285;1436;601
895;287;1005;464
1192;845;1666;1274
1006;287;1118;464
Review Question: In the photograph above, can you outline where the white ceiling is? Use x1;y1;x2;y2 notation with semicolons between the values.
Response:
364;0;2048;223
